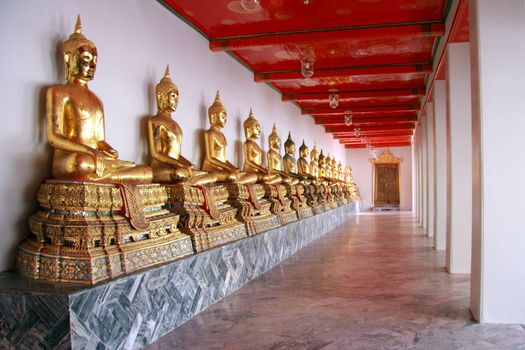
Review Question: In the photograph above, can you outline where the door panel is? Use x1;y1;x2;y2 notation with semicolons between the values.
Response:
374;165;400;206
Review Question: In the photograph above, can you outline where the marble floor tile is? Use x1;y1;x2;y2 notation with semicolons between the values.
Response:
145;213;525;350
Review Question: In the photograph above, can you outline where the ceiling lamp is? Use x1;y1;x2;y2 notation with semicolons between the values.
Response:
344;110;352;126
301;57;314;78
370;145;377;158
354;127;360;137
240;0;260;12
328;89;339;109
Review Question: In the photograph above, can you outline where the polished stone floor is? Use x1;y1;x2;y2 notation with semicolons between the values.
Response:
146;213;525;350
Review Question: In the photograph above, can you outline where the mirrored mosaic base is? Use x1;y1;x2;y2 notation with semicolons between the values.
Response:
0;203;356;350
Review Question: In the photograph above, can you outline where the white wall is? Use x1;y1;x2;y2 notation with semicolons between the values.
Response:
0;0;345;272
346;147;412;211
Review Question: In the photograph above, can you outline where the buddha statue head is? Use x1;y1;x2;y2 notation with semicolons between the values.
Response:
156;65;179;113
338;161;343;173
319;150;326;166
299;140;309;158
268;124;281;150
284;132;295;156
243;108;261;139
346;165;352;176
208;90;227;128
310;143;319;162
63;15;97;82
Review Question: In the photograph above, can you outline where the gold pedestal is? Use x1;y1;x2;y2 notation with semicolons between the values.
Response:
304;183;325;215
284;183;313;220
264;183;298;225
164;184;247;252
325;184;339;209
314;184;333;212
332;184;348;206
226;183;280;236
17;180;193;284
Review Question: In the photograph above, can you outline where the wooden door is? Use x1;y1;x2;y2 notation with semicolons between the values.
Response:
374;164;400;206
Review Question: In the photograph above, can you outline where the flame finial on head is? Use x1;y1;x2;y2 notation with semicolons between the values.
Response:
268;123;280;147
156;65;178;108
284;131;294;149
299;140;308;155
243;107;259;137
209;90;227;118
75;14;82;34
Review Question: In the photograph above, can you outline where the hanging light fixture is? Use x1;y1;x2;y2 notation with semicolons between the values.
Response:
240;0;260;11
328;89;339;109
344;110;352;126
301;57;314;78
354;127;360;137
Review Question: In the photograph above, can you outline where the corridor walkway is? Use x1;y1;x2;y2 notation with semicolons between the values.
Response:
147;213;525;349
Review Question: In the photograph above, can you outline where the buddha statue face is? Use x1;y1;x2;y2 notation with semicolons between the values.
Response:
208;91;227;128
63;17;97;82
243;109;261;139
299;141;309;158
284;133;295;155
268;125;281;150
156;66;179;112
71;46;97;81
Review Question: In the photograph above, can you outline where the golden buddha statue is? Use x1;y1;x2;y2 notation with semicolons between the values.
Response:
283;133;308;182
242;111;281;184
325;154;333;179
318;150;327;178
202;91;257;184
332;158;339;181
304;142;326;212
148;66;215;185
297;140;312;179
147;67;248;251
267;125;299;185
47;16;151;183
338;161;345;182
17;16;194;284
309;143;320;179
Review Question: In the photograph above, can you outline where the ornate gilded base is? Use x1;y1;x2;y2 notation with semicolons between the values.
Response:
164;184;248;252
304;183;325;215
17;180;193;284
286;183;313;220
225;183;280;236
264;183;298;225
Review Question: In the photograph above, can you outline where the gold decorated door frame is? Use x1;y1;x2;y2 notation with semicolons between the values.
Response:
371;149;402;206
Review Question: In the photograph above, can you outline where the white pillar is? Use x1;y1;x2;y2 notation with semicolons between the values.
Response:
445;42;472;273
433;81;447;251
470;0;525;323
415;124;422;223
421;114;428;229
411;137;417;216
426;103;435;238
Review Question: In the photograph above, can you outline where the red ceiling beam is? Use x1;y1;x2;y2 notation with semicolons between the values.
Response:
210;24;445;52
333;130;413;139
345;141;412;149
340;135;412;143
303;105;420;115
283;88;426;101
325;123;416;133
255;64;432;83
314;112;417;124
317;116;418;125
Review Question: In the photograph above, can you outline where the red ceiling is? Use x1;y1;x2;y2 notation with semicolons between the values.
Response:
162;0;460;148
